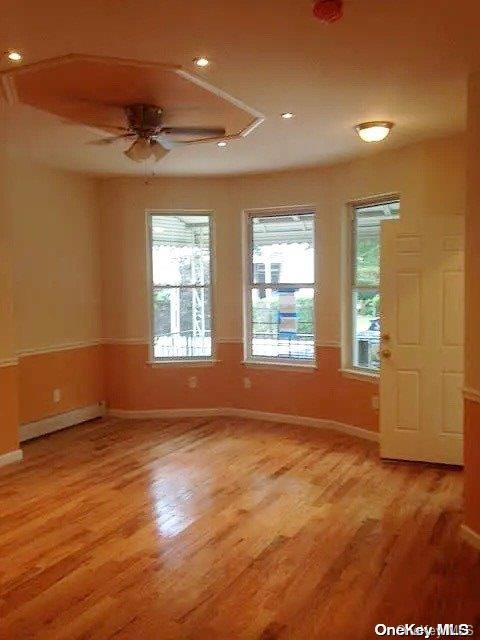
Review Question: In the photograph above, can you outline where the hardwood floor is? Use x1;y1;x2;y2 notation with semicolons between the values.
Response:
0;417;479;640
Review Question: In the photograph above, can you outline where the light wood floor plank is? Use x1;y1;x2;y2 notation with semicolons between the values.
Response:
0;417;478;639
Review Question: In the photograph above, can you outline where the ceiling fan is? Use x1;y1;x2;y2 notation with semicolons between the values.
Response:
90;103;226;162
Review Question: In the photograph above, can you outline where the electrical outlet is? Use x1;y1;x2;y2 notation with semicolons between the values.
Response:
53;388;61;403
188;376;198;389
244;377;252;390
372;395;379;410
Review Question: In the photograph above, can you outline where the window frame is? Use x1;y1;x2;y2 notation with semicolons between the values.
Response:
242;206;317;367
342;195;400;378
146;209;216;364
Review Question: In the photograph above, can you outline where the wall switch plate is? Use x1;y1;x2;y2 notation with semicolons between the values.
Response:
372;395;379;410
244;377;252;389
53;388;61;403
188;376;198;389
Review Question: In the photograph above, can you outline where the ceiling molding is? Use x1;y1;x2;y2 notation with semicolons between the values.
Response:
0;53;264;143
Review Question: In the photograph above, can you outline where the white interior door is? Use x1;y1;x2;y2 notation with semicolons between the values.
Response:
380;215;464;465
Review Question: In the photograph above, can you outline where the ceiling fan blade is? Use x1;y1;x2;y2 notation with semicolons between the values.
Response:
63;120;129;133
153;136;183;151
90;125;130;134
124;138;152;162
150;141;170;162
88;133;135;146
160;126;226;138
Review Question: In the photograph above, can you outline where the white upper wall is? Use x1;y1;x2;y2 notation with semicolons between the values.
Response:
3;156;102;354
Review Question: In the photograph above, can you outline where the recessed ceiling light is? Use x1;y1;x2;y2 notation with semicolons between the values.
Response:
6;50;23;62
193;57;210;68
217;141;227;147
355;121;394;143
281;112;295;119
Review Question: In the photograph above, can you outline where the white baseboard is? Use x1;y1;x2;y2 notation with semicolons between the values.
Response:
223;408;379;442
107;406;379;442
20;403;106;442
0;449;23;469
461;524;480;551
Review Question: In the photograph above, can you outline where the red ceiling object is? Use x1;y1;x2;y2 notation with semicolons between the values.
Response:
312;0;343;23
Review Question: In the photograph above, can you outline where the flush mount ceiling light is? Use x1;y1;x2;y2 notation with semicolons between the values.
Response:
281;112;295;119
217;141;227;147
193;57;210;68
6;50;23;62
355;121;394;143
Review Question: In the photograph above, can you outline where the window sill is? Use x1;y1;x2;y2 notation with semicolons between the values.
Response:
147;359;220;368
340;367;379;383
243;359;317;372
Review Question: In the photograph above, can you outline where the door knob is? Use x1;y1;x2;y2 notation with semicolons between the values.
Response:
381;349;392;359
381;333;391;341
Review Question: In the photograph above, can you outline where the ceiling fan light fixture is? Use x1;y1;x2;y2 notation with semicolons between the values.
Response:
150;141;169;162
124;138;152;162
193;57;210;68
355;121;394;143
6;50;23;62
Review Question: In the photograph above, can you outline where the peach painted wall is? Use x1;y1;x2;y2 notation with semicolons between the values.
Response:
464;400;480;534
99;176;238;342
18;345;104;424
1;153;104;443
8;158;102;353
0;366;19;454
0;209;17;364
0;117;20;454
464;72;480;536
99;135;465;431
104;343;378;431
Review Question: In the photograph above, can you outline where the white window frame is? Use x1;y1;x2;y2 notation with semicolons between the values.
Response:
341;195;400;379
146;209;216;364
242;206;317;367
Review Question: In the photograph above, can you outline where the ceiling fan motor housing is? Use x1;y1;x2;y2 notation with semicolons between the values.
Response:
313;0;343;23
126;104;164;137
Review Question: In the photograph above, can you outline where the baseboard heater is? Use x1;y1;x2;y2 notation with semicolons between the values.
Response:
20;403;106;442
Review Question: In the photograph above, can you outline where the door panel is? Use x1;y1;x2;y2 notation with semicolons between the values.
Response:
397;272;421;345
441;372;464;435
380;216;464;465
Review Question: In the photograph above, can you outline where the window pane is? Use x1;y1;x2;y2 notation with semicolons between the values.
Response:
354;201;399;288
354;218;380;287
251;287;314;360
153;287;211;359
151;215;210;286
352;289;380;370
251;214;314;284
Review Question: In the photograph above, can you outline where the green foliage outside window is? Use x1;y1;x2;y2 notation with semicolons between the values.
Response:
356;229;380;287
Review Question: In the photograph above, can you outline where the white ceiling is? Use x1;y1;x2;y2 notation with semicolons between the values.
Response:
0;0;478;177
